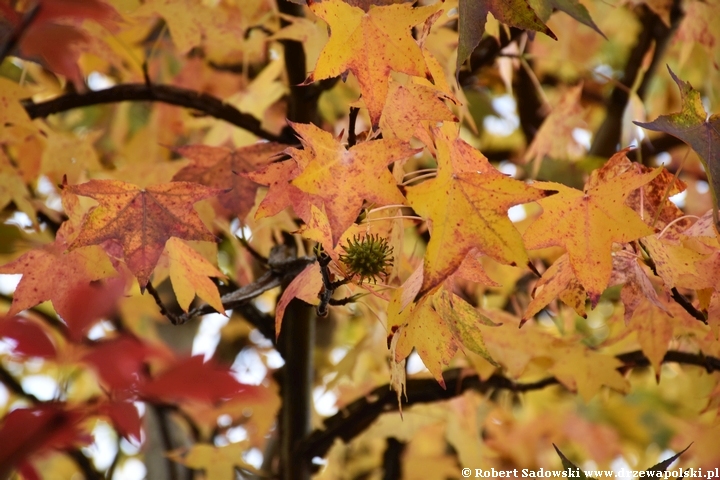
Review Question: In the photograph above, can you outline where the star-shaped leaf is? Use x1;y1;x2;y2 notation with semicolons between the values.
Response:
288;122;417;244
523;166;661;304
172;142;287;220
406;126;552;298
389;287;497;388
305;0;440;125
63;180;223;289
634;66;720;231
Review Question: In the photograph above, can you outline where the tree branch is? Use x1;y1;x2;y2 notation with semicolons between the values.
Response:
22;84;283;143
298;349;720;461
590;0;684;158
0;3;40;65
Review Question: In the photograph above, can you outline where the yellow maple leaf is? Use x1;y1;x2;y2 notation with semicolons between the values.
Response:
407;125;551;298
156;238;226;314
550;347;629;401
305;0;440;125
379;77;457;142
389;287;497;388
523;167;661;304
523;253;587;323
168;443;258;480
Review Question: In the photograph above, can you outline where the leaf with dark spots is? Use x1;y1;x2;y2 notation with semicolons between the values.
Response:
64;180;224;289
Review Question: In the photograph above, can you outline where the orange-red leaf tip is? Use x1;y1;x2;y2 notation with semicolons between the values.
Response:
60;174;68;189
589;292;601;309
519;317;529;328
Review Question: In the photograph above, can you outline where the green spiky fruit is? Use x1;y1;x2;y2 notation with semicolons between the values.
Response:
339;234;394;285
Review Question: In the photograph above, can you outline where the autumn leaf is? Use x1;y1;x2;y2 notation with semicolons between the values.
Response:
158;237;226;314
456;0;556;74
389;287;497;388
63;179;224;289
0;405;92;480
586;149;691;234
0;225;122;340
523;253;588;323
275;262;323;337
168;443;259;480
288;122;417;244
634;66;720;232
4;0;120;87
523;166;661;305
140;356;261;404
524;84;586;172
305;0;440;125
244;156;315;223
172;142;286;220
627;297;674;374
0;316;56;358
549;346;628;401
0;149;36;226
96;401;142;443
379;78;457;142
406;125;552;298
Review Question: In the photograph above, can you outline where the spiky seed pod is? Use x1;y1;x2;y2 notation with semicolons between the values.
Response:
339;234;394;285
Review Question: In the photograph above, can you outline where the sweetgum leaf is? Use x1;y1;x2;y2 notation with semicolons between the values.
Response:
305;0;440;125
64;179;223;289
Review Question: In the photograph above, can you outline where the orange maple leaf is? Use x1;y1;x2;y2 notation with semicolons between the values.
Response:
523;163;661;305
172;142;286;220
63;180;224;289
406;125;552;298
288;122;418;244
0;224;121;340
379;78;457;142
305;0;439;125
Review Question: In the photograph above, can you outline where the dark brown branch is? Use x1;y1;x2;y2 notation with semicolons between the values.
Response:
0;3;40;64
66;449;103;480
279;300;315;480
145;281;182;326
0;363;40;403
180;254;315;321
22;84;282;143
298;349;720;460
590;0;684;158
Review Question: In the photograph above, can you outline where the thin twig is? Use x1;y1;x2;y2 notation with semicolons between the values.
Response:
639;243;707;324
145;281;182;325
23;83;282;142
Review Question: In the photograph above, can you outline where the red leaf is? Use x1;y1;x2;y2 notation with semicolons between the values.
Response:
83;336;163;392
0;316;56;358
0;404;91;479
97;401;142;442
60;275;127;341
140;356;260;404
